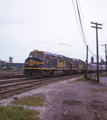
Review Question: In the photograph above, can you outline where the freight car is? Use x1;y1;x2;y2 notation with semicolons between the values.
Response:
23;50;85;77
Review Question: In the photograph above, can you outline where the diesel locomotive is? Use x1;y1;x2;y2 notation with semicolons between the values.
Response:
23;50;85;77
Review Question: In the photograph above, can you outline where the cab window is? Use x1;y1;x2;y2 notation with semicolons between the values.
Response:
29;55;35;57
36;54;44;59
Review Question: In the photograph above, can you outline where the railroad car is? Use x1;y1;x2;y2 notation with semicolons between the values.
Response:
87;64;106;72
101;65;106;71
90;64;97;72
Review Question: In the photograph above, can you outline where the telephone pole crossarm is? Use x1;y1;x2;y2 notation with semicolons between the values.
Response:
91;22;102;26
91;26;102;29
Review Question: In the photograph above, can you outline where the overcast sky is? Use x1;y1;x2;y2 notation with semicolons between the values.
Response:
0;0;107;63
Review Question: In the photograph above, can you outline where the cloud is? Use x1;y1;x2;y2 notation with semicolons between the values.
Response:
58;41;71;47
36;40;48;43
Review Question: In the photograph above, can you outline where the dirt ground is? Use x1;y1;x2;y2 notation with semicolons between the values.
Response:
1;76;107;120
38;77;107;120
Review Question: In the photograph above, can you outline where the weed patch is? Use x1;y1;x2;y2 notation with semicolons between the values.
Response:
91;77;97;82
0;105;39;120
12;96;44;106
100;74;107;77
73;77;86;82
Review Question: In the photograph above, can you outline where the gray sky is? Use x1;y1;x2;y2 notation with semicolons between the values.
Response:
0;0;107;63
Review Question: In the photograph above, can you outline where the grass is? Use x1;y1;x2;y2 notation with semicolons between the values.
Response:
0;105;39;120
100;73;107;77
73;77;86;82
0;96;44;120
12;96;44;106
90;77;97;82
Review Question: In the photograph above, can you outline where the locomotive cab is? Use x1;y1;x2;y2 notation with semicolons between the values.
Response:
29;50;45;60
23;50;46;77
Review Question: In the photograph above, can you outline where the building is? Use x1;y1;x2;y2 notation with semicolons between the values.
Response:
91;57;94;64
9;63;24;68
9;57;13;63
0;60;6;67
91;56;106;65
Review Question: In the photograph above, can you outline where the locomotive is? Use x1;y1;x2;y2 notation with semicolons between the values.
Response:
23;50;85;77
23;50;106;78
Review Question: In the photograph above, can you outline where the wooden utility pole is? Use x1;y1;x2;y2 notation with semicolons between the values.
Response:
86;45;88;79
101;44;107;74
101;58;102;74
91;22;102;82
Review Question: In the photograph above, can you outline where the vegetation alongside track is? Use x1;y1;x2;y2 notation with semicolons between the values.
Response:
12;96;44;106
0;95;43;120
73;76;97;82
100;73;107;77
73;77;86;82
0;106;39;120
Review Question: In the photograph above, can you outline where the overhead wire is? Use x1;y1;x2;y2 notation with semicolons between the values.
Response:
75;0;87;46
97;21;107;24
77;0;88;43
72;0;102;58
72;0;87;46
71;0;84;43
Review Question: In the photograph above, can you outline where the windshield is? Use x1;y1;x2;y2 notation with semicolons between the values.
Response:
29;55;35;57
36;54;44;59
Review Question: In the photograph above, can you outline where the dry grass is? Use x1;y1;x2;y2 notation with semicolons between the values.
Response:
90;88;107;92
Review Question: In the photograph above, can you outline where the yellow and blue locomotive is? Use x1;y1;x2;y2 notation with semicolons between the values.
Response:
23;50;74;77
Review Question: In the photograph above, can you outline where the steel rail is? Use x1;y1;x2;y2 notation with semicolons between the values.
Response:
0;74;83;99
0;76;70;99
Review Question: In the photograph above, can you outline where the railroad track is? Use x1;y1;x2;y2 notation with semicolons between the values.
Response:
0;74;24;80
0;74;83;99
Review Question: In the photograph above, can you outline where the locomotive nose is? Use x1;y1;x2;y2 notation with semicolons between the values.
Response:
24;57;45;67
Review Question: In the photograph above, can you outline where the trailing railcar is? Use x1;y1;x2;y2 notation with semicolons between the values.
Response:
87;64;106;72
101;65;106;71
90;64;97;72
99;65;106;71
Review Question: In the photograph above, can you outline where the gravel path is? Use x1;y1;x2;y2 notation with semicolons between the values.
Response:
0;76;107;120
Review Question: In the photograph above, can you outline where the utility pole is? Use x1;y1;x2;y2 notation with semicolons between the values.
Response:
101;44;107;74
86;45;88;79
101;58;102;74
91;22;103;82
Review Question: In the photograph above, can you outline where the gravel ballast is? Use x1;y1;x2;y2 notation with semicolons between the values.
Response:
0;76;107;120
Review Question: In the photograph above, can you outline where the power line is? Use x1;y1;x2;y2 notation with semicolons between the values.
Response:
71;0;84;43
76;0;97;57
75;0;87;46
97;21;107;24
72;0;103;59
